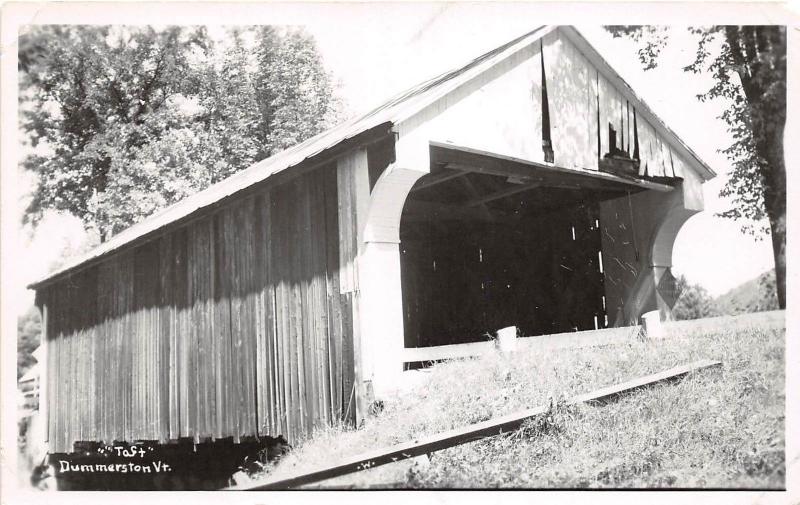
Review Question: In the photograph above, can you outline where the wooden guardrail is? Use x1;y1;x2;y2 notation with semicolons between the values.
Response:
231;359;722;490
401;310;785;364
401;325;640;364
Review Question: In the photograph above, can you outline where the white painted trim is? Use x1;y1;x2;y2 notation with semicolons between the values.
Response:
650;201;701;268
363;166;429;244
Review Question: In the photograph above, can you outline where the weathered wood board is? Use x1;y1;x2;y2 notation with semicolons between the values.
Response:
38;164;356;453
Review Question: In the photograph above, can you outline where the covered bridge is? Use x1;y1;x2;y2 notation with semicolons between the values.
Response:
29;26;714;453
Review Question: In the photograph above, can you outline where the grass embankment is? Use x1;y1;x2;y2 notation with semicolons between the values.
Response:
253;314;785;489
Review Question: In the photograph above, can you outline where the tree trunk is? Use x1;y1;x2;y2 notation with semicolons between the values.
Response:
761;132;786;309
752;26;786;310
729;26;787;310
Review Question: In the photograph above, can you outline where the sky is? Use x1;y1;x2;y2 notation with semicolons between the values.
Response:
14;7;780;317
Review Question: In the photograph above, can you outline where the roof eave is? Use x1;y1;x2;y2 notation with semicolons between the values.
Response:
27;122;395;291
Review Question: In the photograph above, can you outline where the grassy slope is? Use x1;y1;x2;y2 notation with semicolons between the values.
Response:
255;316;785;489
714;269;778;315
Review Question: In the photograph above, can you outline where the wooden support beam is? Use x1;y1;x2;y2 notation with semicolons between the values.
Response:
410;169;466;192
430;141;674;193
457;176;493;219
232;359;722;490
449;162;610;193
402;201;513;223
466;182;541;207
447;161;603;193
442;160;533;181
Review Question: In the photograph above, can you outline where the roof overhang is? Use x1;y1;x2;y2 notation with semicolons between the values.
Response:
429;141;677;194
27;123;395;291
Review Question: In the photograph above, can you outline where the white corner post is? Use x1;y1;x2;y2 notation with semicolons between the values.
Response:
357;141;430;398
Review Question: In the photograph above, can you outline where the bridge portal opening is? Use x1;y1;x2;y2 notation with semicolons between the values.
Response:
399;145;651;351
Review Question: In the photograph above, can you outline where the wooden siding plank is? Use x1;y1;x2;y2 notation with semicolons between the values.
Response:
310;171;331;427
187;223;200;440
295;176;310;437
225;206;240;441
305;175;320;432
123;253;133;444
588;66;601;170
175;227;190;439
254;190;277;435
626;101;634;158
253;194;267;435
597;73;611;158
159;234;175;441
671;149;687;179
659;135;675;178
336;151;369;425
271;185;292;439
213;213;228;440
638;117;660;177
275;190;288;438
323;166;345;420
243;197;258;438
337;159;355;294
545;29;593;170
100;263;111;445
263;191;278;435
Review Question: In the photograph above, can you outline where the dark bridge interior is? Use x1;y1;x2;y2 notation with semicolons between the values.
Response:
399;144;659;350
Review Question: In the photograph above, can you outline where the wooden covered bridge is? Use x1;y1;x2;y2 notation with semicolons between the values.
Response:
29;26;714;454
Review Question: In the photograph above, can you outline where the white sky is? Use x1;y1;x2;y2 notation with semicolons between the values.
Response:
14;9;780;318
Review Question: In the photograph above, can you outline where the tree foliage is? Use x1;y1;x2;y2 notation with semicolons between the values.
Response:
17;306;42;380
714;269;779;316
671;275;719;321
19;25;341;241
606;25;786;309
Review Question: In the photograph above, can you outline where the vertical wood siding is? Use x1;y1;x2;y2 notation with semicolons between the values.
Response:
403;27;693;181
335;149;370;423
599;194;641;326
39;165;353;453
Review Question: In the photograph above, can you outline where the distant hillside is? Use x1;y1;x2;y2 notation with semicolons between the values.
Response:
714;269;779;316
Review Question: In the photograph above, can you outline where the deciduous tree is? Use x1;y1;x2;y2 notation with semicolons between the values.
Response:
19;25;341;241
671;275;718;321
